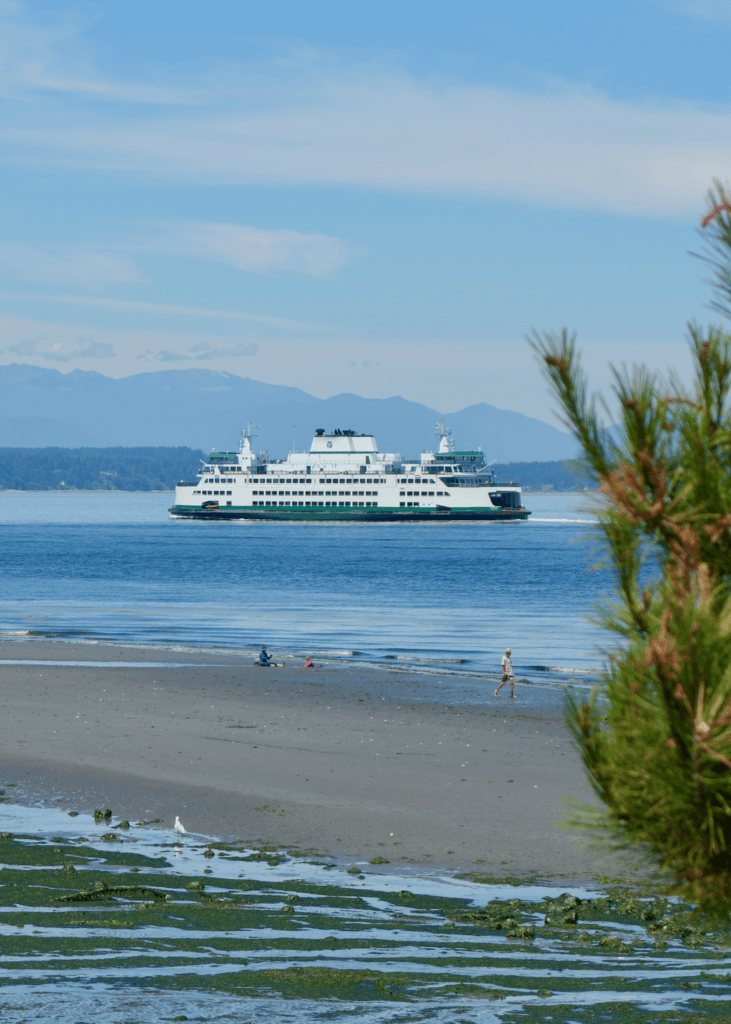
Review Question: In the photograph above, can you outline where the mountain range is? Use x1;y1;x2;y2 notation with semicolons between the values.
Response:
0;363;576;462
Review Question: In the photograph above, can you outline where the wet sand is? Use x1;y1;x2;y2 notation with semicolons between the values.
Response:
0;640;610;880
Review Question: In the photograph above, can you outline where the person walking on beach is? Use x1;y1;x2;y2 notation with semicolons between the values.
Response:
495;648;515;698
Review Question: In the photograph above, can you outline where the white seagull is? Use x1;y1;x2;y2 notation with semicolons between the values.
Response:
174;816;187;834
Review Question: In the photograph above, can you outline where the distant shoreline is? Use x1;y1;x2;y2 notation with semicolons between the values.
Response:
0;488;175;493
0;446;592;492
0;487;594;494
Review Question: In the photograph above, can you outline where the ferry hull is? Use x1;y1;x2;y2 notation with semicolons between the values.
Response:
168;505;530;522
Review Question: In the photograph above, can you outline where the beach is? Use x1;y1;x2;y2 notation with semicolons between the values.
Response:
0;639;607;880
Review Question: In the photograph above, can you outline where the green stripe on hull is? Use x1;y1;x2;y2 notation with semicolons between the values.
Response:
169;504;530;521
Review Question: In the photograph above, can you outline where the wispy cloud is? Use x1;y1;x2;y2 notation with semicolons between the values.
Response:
3;68;731;215
674;2;731;21
144;221;357;276
0;2;205;105
3;293;309;330
1;5;730;215
141;340;260;362
0;311;267;372
0;244;138;286
7;336;116;362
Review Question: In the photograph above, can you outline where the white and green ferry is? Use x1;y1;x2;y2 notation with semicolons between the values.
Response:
169;421;530;522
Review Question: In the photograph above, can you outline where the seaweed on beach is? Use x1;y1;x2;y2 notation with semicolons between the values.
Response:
0;830;730;1019
55;881;170;903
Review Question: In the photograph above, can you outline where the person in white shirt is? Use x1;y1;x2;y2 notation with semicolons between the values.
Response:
494;648;515;698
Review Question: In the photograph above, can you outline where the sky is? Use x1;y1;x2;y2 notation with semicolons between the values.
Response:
1;1;731;424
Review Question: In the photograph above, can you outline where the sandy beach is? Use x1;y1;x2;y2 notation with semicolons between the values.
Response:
0;640;608;880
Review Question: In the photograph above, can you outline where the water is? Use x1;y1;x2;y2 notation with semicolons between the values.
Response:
0;802;727;1023
0;491;605;684
0;492;723;1021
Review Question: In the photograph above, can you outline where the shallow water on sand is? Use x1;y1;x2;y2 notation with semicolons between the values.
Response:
0;801;728;1023
0;492;606;685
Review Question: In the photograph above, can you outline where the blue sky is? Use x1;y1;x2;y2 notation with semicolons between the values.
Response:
1;0;730;422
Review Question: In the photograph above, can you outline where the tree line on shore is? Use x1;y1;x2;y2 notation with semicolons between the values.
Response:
0;448;591;491
0;447;206;491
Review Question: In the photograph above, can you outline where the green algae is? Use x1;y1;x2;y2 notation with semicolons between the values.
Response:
0;831;730;1020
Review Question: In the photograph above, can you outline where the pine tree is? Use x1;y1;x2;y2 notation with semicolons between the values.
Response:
530;183;731;917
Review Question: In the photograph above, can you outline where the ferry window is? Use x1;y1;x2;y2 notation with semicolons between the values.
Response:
429;491;434;496
408;478;414;483
326;478;331;483
306;478;311;483
373;502;378;506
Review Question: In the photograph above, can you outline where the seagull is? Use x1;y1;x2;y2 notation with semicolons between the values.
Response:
174;816;187;834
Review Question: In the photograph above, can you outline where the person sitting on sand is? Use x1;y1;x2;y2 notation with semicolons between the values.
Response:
494;647;515;698
258;646;273;667
303;656;314;668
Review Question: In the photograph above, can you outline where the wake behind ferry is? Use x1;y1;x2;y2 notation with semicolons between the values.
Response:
170;421;531;522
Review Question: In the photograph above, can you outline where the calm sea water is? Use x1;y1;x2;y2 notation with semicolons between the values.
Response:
0;491;607;683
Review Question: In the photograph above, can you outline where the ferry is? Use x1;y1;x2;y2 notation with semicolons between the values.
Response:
169;421;530;522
